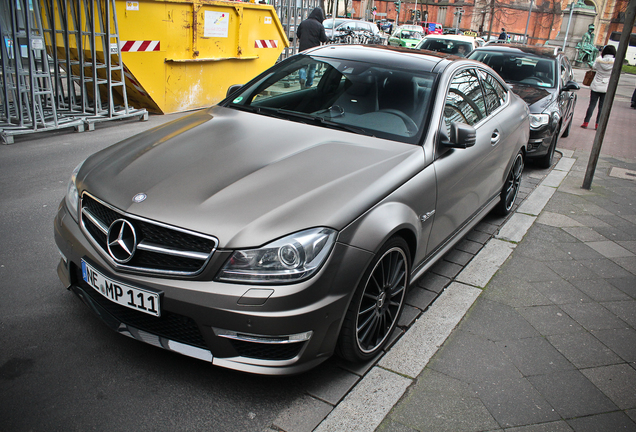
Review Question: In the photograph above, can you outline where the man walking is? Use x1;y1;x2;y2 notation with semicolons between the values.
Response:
296;7;328;87
498;28;507;41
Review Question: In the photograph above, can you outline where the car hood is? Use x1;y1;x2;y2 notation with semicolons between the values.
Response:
78;107;424;248
508;83;555;113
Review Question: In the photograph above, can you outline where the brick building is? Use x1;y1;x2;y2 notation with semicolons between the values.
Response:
350;0;634;47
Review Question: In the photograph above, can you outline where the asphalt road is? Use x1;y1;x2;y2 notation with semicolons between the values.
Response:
0;115;318;431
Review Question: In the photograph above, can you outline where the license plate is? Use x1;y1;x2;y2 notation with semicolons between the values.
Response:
81;260;161;317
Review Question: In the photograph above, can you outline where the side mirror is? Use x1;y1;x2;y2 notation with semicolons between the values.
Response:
226;84;243;98
562;80;580;92
440;122;476;149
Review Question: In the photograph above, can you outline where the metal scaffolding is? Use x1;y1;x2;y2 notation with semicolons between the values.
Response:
0;0;147;144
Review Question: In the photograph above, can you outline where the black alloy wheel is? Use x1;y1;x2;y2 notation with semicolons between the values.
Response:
337;237;410;362
495;150;524;216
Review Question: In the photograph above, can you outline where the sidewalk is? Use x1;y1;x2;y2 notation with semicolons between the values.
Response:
314;72;636;431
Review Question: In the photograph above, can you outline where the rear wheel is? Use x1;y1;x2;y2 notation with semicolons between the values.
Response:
337;237;410;362
495;150;524;216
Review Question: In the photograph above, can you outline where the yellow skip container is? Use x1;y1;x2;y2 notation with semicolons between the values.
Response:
117;0;288;113
43;0;288;114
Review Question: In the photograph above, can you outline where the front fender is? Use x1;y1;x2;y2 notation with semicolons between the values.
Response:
338;201;421;255
337;166;437;268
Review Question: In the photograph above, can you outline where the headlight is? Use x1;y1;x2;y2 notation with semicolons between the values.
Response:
216;228;337;284
65;160;84;223
529;113;550;129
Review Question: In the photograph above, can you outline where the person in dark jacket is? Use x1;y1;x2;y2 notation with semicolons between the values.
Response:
296;7;328;87
498;28;507;40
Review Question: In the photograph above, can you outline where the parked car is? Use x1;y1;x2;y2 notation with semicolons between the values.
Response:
416;34;484;56
443;27;463;35
55;44;529;375
388;26;424;48
419;22;443;35
468;44;579;167
378;19;394;33
324;18;386;44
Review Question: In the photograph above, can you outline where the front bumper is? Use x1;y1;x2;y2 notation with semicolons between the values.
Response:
54;201;373;375
526;125;555;158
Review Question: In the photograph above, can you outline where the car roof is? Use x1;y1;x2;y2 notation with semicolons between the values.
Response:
472;44;561;58
304;44;454;72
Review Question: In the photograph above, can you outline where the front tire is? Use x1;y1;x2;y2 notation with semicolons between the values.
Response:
561;119;572;138
495;150;524;216
337;237;410;362
535;132;557;169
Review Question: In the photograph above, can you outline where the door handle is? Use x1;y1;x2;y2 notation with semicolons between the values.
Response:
491;129;500;146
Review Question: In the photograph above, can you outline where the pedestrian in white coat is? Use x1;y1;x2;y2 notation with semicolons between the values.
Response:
581;45;616;130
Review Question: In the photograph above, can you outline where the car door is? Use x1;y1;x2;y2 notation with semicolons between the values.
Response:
427;68;504;254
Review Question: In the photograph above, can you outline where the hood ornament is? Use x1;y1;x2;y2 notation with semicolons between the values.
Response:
132;193;147;203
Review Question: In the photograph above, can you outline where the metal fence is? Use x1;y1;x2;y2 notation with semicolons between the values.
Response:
0;0;146;144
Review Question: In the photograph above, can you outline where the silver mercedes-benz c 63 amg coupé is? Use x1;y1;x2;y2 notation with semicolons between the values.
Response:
54;44;529;375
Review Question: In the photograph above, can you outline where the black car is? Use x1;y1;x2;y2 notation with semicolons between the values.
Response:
468;44;579;167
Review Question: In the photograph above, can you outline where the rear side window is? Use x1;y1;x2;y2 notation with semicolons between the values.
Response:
479;70;507;114
444;69;486;132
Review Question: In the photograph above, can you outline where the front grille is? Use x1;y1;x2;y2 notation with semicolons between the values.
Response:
230;339;305;361
75;267;208;349
80;193;217;276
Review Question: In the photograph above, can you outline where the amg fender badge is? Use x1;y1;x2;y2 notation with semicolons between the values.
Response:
420;210;435;222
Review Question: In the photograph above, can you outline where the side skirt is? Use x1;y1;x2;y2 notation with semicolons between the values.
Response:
410;194;500;284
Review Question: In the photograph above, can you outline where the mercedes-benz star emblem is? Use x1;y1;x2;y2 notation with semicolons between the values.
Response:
132;193;147;203
107;219;137;263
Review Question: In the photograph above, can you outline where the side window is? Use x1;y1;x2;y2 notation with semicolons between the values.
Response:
479;70;507;114
561;57;572;83
560;58;569;86
443;69;486;132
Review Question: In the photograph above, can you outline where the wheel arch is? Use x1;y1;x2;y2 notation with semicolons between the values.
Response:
338;200;422;265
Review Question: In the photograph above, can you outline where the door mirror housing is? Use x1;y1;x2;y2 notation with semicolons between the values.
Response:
562;80;580;92
226;84;243;98
440;122;477;149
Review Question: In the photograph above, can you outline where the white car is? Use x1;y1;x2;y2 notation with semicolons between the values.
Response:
416;34;485;56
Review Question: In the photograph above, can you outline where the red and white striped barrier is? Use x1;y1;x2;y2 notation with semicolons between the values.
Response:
254;40;278;48
120;41;161;52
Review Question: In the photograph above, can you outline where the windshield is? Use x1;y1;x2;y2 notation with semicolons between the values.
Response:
468;51;556;88
223;55;436;144
417;38;472;56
